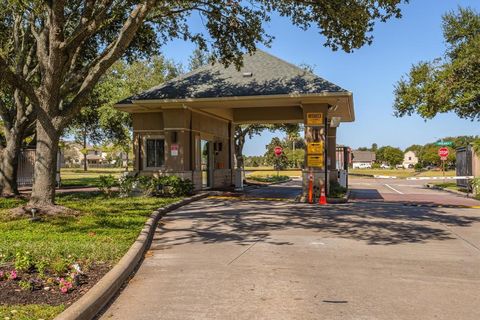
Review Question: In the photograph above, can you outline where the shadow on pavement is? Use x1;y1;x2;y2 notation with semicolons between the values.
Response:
152;200;480;249
349;188;384;201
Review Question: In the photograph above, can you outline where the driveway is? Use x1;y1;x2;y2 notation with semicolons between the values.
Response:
349;176;480;207
101;193;480;319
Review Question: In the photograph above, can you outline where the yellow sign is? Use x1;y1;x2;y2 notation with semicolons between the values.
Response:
306;113;324;126
307;142;324;154
307;155;324;168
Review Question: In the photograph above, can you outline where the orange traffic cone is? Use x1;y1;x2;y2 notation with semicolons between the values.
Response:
319;185;327;205
308;175;313;204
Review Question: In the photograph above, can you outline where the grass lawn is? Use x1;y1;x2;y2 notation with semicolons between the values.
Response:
60;168;128;187
0;192;180;320
349;168;456;178
0;305;64;320
244;167;302;177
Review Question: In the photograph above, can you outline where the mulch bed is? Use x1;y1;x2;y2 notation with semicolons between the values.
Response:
0;263;111;306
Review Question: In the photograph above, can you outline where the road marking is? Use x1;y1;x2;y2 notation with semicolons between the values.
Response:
384;184;404;194
406;176;474;180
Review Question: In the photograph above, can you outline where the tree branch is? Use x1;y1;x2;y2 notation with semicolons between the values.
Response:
0;56;40;108
60;0;156;126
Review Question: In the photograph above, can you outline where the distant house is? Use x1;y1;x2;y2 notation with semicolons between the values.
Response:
351;150;376;169
402;150;419;168
62;142;107;166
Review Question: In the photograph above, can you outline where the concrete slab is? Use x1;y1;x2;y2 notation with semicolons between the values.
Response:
101;198;480;320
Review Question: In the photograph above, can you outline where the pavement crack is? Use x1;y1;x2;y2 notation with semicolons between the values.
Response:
227;240;259;265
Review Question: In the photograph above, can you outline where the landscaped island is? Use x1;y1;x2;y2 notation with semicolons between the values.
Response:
0;172;187;320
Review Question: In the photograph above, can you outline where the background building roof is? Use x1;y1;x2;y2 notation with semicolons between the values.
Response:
352;150;376;162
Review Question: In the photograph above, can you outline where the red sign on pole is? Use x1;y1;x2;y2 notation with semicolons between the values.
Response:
438;147;449;158
274;146;283;157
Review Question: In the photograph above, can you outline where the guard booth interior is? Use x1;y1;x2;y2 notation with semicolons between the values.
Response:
115;50;355;201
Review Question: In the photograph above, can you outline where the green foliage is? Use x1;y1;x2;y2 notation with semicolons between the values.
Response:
98;175;117;197
50;258;72;276
471;177;480;196
18;280;33;291
0;304;65;320
118;175;137;197
394;7;480;120
328;181;347;198
248;175;290;183
0;193;180;273
376;146;404;166
371;163;381;169
264;137;289;170
119;175;193;197
14;251;34;272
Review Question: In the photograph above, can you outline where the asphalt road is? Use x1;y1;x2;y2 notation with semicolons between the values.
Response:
349;176;480;207
101;195;480;320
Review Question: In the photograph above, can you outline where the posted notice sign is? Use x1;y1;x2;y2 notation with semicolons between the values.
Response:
307;155;324;168
307;142;324;154
306;113;323;126
170;144;179;156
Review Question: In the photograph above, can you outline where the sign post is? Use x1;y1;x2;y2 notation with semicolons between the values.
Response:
274;146;282;177
438;147;449;183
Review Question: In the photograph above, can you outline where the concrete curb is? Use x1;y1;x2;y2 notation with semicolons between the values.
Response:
54;192;210;320
425;183;473;198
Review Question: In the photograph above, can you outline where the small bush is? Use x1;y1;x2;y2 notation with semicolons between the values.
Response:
118;175;193;197
98;175;117;196
329;181;347;198
118;175;137;197
371;163;381;169
155;176;194;197
248;175;290;183
14;251;34;272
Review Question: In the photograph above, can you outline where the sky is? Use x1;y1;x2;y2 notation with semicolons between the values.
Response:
161;0;480;156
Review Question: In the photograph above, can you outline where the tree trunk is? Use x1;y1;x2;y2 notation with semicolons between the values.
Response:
83;129;88;171
125;151;129;171
29;122;60;207
234;136;245;170
0;133;22;196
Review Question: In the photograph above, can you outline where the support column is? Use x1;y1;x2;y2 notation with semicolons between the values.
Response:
327;126;337;184
302;104;328;202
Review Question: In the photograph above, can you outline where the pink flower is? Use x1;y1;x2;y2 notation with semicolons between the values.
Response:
9;270;17;280
58;278;73;294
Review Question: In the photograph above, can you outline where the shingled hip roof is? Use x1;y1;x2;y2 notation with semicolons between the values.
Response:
118;50;348;104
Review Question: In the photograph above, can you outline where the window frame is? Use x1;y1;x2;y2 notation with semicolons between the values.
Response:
142;135;166;170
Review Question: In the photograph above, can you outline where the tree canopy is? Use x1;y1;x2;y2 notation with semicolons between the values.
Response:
394;7;480;121
0;0;408;206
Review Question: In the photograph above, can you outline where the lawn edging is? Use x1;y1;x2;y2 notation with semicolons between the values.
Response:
425;183;472;198
54;192;210;320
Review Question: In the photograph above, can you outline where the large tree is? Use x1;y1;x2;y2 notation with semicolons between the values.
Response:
0;1;407;208
394;7;480;121
376;146;404;166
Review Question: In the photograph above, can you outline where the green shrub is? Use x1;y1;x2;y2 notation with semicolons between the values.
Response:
137;176;157;196
471;177;480;196
156;176;194;197
248;175;290;183
371;163;381;169
15;251;34;272
329;181;347;198
98;175;117;196
18;280;33;291
118;175;137;197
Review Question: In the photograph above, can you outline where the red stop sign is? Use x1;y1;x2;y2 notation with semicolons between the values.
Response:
438;147;449;158
274;146;283;157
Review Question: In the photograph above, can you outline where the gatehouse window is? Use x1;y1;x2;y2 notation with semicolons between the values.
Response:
146;138;165;168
